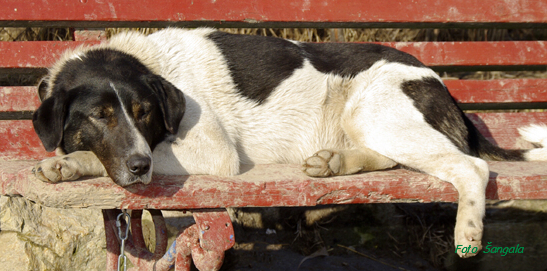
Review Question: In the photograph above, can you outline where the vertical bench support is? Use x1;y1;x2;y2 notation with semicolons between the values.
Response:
103;209;234;271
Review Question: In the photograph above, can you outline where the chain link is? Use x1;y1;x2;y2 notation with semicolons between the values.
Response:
116;210;131;271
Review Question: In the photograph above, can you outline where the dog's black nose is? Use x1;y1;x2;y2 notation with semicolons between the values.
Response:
126;155;151;176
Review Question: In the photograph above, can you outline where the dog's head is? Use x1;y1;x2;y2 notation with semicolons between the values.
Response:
33;48;185;186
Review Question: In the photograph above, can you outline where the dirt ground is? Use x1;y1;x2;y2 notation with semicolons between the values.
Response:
161;201;547;271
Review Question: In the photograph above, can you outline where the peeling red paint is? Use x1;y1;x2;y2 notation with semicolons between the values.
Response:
2;0;547;23
2;161;547;209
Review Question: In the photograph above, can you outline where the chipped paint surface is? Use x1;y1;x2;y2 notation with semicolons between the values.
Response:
2;161;547;209
2;0;547;23
5;41;547;69
1;112;546;161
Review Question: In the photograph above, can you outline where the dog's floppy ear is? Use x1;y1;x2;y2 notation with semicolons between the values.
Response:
142;74;185;134
32;90;68;152
37;77;49;102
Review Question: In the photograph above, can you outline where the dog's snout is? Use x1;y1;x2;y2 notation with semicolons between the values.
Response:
126;155;151;176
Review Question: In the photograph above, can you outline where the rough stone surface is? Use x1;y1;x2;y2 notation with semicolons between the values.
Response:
0;196;106;270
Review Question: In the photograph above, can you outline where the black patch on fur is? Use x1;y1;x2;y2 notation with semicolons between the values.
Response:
468;200;475;206
468;220;476;228
401;77;525;161
402;78;470;152
208;31;304;104
300;42;425;77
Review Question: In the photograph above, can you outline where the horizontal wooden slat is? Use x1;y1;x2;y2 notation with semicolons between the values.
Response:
446;79;547;103
2;40;547;69
2;161;546;209
0;120;53;160
468;112;547;149
1;112;546;160
0;87;40;111
0;41;98;68
2;0;547;27
2;79;547;114
386;41;547;68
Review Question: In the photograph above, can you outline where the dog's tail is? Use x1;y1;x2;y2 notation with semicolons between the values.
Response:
470;119;547;161
517;124;547;161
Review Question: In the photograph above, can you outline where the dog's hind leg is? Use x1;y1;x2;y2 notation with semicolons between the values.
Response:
340;65;488;257
302;148;396;177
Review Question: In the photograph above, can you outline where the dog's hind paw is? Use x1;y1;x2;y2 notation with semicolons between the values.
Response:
33;156;82;183
454;217;483;258
302;150;341;177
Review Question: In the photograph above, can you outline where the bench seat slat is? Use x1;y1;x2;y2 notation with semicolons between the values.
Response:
1;112;546;160
2;0;547;25
3;41;547;69
1;160;546;209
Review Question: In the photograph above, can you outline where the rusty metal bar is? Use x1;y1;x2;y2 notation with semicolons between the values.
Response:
102;209;234;270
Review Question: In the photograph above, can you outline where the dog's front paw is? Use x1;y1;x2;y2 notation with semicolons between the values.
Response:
33;156;82;183
454;218;483;258
302;150;341;177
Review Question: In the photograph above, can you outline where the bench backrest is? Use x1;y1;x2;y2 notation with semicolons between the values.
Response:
2;0;547;160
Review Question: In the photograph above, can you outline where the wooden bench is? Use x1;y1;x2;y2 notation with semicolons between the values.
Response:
2;0;547;270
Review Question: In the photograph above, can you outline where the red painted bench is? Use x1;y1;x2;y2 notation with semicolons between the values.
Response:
2;0;547;270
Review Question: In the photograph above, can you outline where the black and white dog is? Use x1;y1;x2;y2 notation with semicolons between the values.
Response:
32;28;547;257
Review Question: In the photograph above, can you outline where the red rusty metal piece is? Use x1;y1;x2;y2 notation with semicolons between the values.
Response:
129;210;147;250
102;209;231;271
149;209;169;256
103;209;173;271
103;210;120;271
193;209;235;251
175;224;226;271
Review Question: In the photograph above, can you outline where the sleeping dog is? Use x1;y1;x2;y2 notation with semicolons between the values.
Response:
32;28;547;258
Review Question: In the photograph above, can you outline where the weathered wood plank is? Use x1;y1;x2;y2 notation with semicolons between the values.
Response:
468;112;547;149
2;0;547;25
1;113;546;160
2;161;546;209
3;41;547;68
445;79;547;104
4;79;547;113
0;87;41;112
0;41;98;68
0;112;547;160
386;41;547;68
0;120;53;160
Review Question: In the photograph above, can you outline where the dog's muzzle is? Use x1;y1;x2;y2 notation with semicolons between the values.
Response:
127;154;151;176
119;154;153;186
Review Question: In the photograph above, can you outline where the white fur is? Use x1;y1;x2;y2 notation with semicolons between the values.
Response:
519;124;547;160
